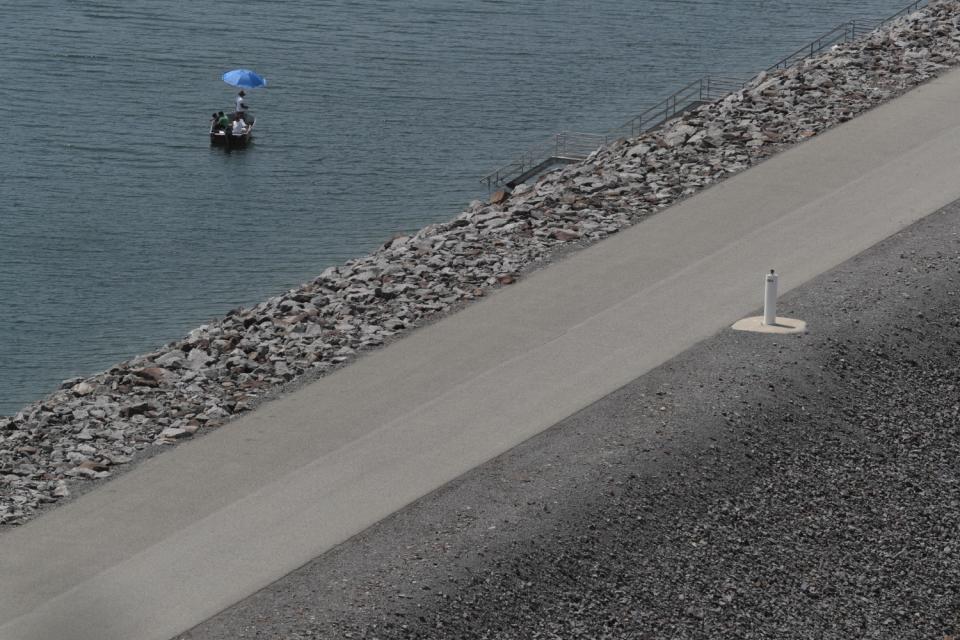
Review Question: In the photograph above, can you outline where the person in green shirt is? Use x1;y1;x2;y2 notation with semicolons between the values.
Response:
217;112;230;131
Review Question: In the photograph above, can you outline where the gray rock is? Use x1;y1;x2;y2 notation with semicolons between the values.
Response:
71;382;95;397
159;427;191;440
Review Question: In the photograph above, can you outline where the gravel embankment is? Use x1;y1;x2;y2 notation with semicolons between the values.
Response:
4;2;960;525
178;200;960;639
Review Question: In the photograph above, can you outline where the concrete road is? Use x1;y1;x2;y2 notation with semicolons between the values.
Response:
4;69;960;639
179;198;960;639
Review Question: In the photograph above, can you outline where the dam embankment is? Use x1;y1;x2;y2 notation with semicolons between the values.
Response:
3;1;960;527
180;185;960;640
3;6;960;638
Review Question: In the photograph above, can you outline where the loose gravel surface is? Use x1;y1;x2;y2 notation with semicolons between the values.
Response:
178;201;960;639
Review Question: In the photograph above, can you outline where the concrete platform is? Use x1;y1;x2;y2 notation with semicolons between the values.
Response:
5;68;960;640
731;316;807;334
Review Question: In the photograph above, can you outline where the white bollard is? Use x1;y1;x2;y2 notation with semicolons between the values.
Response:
763;269;778;326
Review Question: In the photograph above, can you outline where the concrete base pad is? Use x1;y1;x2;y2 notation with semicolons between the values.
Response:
731;316;807;334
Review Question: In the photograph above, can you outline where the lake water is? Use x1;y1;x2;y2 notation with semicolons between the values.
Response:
0;0;916;415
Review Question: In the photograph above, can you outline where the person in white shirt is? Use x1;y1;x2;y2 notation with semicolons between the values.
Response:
231;115;247;136
235;90;248;114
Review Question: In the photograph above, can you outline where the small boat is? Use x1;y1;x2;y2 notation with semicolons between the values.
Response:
210;112;255;149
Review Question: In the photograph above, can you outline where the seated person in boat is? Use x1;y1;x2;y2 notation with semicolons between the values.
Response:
216;111;230;131
231;113;247;136
210;112;220;131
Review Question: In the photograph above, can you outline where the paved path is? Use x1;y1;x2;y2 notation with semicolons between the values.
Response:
4;69;960;640
180;198;960;639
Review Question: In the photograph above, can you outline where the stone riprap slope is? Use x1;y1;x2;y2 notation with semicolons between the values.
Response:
3;2;960;526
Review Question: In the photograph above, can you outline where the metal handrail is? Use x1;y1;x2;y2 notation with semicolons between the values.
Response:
604;71;756;145
768;0;927;71
480;0;931;189
612;78;704;139
481;71;757;189
879;0;926;25
480;131;610;189
767;22;852;71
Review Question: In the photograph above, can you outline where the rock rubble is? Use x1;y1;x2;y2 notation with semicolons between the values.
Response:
4;1;960;526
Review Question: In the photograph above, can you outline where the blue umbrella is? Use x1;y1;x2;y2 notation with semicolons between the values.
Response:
222;68;267;89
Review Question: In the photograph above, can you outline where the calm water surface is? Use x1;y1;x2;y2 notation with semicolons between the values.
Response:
0;1;914;415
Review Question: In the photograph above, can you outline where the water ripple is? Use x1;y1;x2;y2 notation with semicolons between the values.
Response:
0;0;917;414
